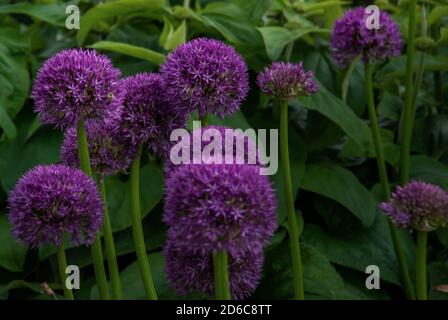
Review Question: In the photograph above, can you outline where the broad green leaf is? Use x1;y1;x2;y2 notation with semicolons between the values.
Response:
410;155;448;190
0;280;60;299
257;27;293;60
0;215;27;272
0;27;29;52
0;3;67;26
159;16;174;48
0;105;17;140
77;0;165;46
232;0;271;21
0;51;30;118
300;163;377;227
88;41;165;65
302;216;415;286
254;240;344;299
296;81;372;152
428;5;448;26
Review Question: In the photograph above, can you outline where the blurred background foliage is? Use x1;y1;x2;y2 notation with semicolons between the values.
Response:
0;0;447;300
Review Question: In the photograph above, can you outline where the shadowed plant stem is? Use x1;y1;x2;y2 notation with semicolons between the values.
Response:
398;0;418;185
99;177;122;300
416;231;428;300
57;242;74;300
77;120;110;300
364;61;415;300
130;144;158;300
213;250;231;300
280;100;304;300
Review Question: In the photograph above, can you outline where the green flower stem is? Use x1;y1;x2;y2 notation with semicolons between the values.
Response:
57;242;74;300
416;231;428;300
99;177;122;300
213;250;231;300
200;113;209;127
280;100;304;300
130;144;158;300
77;120;110;300
364;61;415;300
398;0;418;185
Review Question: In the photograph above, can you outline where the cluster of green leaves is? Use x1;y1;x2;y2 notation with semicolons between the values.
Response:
0;0;447;300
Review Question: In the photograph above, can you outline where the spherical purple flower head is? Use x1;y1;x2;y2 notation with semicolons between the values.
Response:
8;165;103;248
257;62;318;101
164;238;263;299
163;162;277;257
120;73;188;157
161;38;249;118
330;7;402;66
379;181;448;231
165;125;261;175
60;122;136;177
32;49;123;130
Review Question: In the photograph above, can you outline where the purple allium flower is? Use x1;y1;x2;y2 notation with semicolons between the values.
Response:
330;7;402;66
8;165;103;248
257;62;318;100
32;49;123;130
60;122;136;177
166;125;261;175
120;73;187;156
161;38;249;118
163;162;277;257
379;181;448;231
164;238;263;299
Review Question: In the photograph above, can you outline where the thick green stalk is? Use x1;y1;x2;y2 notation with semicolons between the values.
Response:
99;178;122;300
57;243;74;300
280;100;304;300
77;120;110;300
398;0;418;185
130;145;158;300
364;61;415;300
213;251;231;300
416;231;428;300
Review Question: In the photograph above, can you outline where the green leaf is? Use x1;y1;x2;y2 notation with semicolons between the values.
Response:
77;0;165;46
88;41;165;65
257;27;293;60
300;163;377;227
302;216;415;286
296;81;372;152
0;105;17;140
231;0;271;21
0;51;30;118
0;215;27;272
0;27;29;52
410;155;448;190
428;5;448;26
163;20;186;50
0;3;67;26
159;16;174;48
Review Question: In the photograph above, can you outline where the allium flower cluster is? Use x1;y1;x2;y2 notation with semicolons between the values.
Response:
330;7;402;66
161;38;249;118
60;122;136;177
163;126;277;299
32;49;123;130
8;165;103;248
164;240;264;299
379;181;448;231
120;73;188;156
257;62;318;100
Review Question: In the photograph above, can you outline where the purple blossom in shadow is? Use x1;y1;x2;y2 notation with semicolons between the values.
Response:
257;62;318;100
60;122;136;177
161;38;249;118
120;73;188;157
32;49;123;130
379;181;448;231
8;165;103;248
164;237;263;299
330;7;402;66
